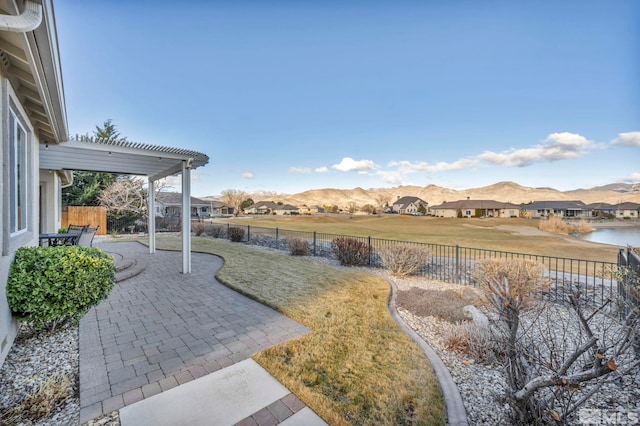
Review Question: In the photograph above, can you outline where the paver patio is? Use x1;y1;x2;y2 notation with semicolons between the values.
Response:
79;241;310;423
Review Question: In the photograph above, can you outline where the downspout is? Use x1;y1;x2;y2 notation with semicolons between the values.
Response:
0;0;43;32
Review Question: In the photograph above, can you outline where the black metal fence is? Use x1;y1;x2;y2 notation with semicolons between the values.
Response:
201;223;623;306
618;246;640;315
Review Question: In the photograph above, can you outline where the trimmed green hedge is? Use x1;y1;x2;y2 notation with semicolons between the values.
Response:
7;246;115;331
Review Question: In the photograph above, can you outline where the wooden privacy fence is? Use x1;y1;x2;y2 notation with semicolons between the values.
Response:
62;206;107;235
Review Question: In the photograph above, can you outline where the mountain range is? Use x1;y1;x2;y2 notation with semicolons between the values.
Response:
206;182;640;209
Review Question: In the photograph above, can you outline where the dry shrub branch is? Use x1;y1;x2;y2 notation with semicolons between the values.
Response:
474;258;640;425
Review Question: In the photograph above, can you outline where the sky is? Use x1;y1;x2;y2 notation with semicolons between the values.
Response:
54;1;639;197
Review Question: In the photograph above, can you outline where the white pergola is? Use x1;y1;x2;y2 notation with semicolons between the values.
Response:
39;137;209;273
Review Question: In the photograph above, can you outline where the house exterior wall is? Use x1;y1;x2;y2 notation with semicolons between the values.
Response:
39;170;65;233
1;76;41;366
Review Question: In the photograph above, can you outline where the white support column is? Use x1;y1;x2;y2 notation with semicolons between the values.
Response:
181;161;192;273
148;178;156;254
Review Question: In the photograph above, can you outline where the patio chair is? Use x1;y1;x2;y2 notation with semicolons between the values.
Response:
78;226;99;247
64;224;88;246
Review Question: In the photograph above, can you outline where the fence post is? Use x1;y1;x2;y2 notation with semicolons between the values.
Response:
247;225;250;242
227;223;230;237
276;228;279;250
368;236;372;266
313;231;317;256
455;244;460;284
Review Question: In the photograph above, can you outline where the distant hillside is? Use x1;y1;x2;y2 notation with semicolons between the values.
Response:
206;181;640;210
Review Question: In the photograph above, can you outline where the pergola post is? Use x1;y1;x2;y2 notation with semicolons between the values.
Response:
148;178;156;254
181;160;192;273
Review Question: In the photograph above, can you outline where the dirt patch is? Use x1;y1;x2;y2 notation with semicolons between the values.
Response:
395;287;482;323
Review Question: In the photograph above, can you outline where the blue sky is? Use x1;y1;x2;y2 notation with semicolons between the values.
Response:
55;1;639;197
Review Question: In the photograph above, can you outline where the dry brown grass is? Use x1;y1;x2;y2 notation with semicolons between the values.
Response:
395;287;481;323
220;215;618;262
0;373;73;424
538;216;593;235
153;236;445;425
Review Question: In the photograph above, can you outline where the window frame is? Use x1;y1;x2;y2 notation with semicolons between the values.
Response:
9;109;28;236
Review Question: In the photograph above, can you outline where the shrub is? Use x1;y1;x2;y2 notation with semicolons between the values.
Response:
228;226;245;242
472;258;550;307
287;237;308;256
377;243;431;277
332;237;371;266
442;322;498;364
192;222;206;236
204;224;225;238
7;246;115;331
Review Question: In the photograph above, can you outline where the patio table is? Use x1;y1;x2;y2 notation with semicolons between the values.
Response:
39;233;80;247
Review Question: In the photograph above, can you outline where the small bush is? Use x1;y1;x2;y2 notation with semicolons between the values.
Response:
377;243;431;277
228;226;245;242
7;246;115;331
332;237;371;266
204;224;225;238
192;222;206;236
442;322;498;364
287;237;308;256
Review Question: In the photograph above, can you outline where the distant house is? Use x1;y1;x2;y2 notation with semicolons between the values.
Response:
299;205;325;214
587;203;616;218
521;201;591;219
245;201;299;215
156;192;215;218
208;200;234;216
392;196;428;215
431;199;521;218
613;202;640;219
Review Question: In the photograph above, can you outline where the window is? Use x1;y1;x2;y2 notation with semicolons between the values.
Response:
9;111;27;234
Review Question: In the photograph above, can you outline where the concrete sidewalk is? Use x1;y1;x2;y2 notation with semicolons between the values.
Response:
120;359;326;425
80;241;319;424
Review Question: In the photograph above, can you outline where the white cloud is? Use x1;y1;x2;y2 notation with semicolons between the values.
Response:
389;158;480;174
388;160;431;173
242;172;254;179
289;166;311;174
620;172;640;183
612;131;640;147
315;166;329;173
331;157;377;172
479;132;595;167
376;171;405;185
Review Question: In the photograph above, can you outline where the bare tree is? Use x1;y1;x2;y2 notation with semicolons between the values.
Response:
374;193;391;213
98;177;147;217
220;189;247;216
474;259;640;424
361;204;376;215
346;201;358;215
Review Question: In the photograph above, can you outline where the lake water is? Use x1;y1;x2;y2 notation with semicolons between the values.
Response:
576;227;640;247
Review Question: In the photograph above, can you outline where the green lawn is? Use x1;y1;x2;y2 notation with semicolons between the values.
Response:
219;215;619;262
152;236;445;425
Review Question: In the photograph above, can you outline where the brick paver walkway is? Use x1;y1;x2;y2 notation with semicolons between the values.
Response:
79;242;310;423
